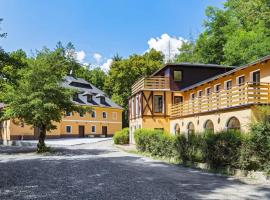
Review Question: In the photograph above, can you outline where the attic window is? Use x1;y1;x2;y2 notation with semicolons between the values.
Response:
69;82;92;89
87;95;93;103
100;96;106;104
73;93;79;101
173;70;182;81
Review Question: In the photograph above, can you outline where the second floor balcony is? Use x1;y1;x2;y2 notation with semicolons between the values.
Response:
171;82;270;118
131;76;170;95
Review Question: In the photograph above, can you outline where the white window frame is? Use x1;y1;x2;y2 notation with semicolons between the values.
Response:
91;125;96;133
66;126;72;134
250;69;260;82
91;111;96;118
236;75;245;86
135;96;139;116
205;87;211;96
214;84;222;93
102;111;107;119
224;79;232;90
66;112;72;117
112;112;117;120
197;90;203;98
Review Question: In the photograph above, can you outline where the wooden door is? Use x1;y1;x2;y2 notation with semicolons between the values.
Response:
102;126;107;137
78;126;85;138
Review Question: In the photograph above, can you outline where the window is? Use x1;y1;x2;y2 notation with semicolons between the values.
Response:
99;96;106;104
87;95;93;103
206;87;211;96
91;126;96;133
135;96;139;115
66;112;72;117
79;112;84;117
66;126;72;134
112;112;117;120
174;123;180;135
190;93;195;100
154;95;163;113
204;120;214;133
173;70;183;81
91;111;96;118
251;70;260;84
237;76;245;86
187;122;195;134
73;93;79;101
215;84;221;93
197;90;203;98
174;96;183;104
102;111;107;119
225;80;232;90
227;117;240;131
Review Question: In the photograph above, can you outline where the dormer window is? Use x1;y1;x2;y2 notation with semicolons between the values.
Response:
87;95;93;103
73;93;79;101
100;96;106;104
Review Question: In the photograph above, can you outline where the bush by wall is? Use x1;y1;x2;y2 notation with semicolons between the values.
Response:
134;129;176;159
113;128;129;145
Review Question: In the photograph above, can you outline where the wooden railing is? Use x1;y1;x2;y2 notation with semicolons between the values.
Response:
171;82;270;118
132;76;170;95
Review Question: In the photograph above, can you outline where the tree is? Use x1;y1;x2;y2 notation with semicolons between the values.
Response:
1;48;88;152
104;49;164;127
175;0;270;66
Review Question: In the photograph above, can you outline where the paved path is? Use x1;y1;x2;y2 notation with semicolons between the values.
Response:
0;140;269;200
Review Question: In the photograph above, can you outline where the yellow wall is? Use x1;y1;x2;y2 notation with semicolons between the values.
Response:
1;106;122;141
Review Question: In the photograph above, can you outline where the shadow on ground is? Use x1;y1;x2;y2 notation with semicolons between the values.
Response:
0;144;269;200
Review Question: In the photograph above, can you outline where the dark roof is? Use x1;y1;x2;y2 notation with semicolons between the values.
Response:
62;76;123;109
181;55;270;92
151;62;236;77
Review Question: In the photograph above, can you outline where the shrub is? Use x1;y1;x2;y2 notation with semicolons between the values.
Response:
113;128;129;145
204;130;243;168
249;122;270;173
175;133;206;163
134;129;176;158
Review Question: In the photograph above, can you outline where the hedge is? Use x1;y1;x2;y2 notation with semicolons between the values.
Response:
113;128;129;145
134;129;176;158
134;127;270;173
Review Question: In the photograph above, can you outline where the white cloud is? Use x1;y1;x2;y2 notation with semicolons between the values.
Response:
147;33;186;61
75;50;86;63
93;53;102;63
100;59;113;72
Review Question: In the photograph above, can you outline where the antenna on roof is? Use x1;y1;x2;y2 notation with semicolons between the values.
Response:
168;40;171;63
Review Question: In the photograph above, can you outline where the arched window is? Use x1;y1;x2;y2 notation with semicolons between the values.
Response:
187;122;195;134
227;117;240;131
204;120;214;133
174;123;180;135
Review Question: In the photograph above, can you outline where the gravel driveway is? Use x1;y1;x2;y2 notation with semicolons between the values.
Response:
0;140;269;200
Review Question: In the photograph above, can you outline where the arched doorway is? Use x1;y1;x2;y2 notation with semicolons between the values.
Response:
227;117;240;131
204;120;214;133
174;123;180;135
187;122;195;134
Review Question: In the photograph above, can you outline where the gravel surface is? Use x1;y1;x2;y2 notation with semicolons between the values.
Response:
0;140;269;200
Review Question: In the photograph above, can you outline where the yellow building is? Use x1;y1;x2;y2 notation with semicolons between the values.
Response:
129;55;270;143
0;76;123;143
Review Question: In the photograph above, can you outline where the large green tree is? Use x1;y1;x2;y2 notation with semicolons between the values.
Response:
1;48;88;152
176;0;270;66
104;49;164;127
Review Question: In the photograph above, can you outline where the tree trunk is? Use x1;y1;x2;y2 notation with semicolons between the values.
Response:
37;124;47;153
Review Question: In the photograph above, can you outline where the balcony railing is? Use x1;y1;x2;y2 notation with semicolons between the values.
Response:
171;82;270;118
131;76;170;95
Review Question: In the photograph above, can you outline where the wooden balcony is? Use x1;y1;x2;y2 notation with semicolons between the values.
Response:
171;82;270;118
131;76;170;95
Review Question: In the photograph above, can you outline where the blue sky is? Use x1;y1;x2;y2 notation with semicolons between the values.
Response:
0;0;225;69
